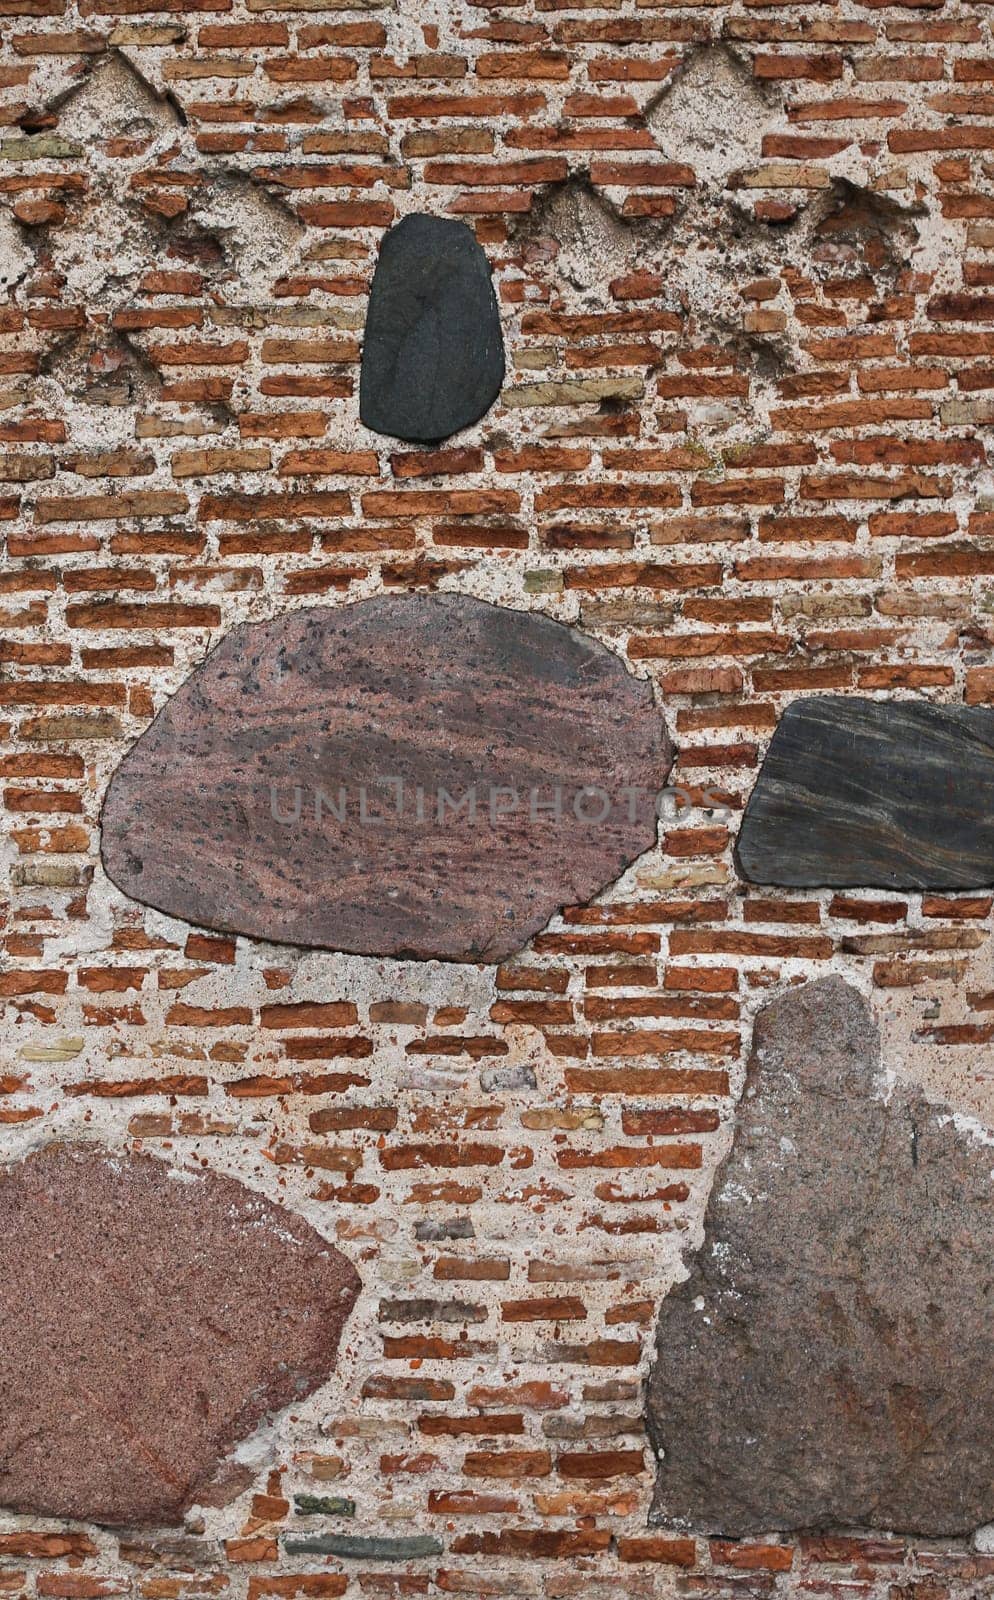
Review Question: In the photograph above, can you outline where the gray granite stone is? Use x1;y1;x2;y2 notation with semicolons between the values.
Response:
359;213;504;443
648;976;994;1537
101;594;671;964
736;696;994;888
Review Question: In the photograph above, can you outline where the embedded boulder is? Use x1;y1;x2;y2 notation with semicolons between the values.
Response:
736;696;994;889
0;1143;360;1527
359;212;505;443
100;595;671;963
648;976;994;1537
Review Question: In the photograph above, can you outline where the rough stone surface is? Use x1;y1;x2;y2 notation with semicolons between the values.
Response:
0;1143;360;1528
648;976;994;1538
359;213;505;443
101;594;671;963
736;697;994;890
648;43;780;189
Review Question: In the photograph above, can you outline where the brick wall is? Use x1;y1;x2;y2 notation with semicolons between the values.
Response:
2;1;994;1594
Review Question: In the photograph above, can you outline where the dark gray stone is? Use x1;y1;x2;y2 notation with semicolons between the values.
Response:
359;213;504;443
0;1143;359;1528
379;1297;486;1325
647;976;994;1537
283;1534;443;1561
100;594;671;964
736;696;994;888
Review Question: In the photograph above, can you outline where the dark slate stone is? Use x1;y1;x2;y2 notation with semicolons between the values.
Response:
736;696;994;888
0;1143;359;1528
100;594;671;964
647;977;994;1537
283;1535;443;1561
359;213;505;443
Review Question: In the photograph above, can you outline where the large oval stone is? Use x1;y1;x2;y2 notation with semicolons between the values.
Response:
0;1143;359;1527
100;595;671;963
736;696;994;888
359;213;505;443
648;977;994;1537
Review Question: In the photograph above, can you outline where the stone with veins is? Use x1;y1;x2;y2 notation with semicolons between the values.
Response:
100;594;671;964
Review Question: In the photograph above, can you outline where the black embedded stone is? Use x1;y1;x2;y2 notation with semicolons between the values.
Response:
736;695;994;889
359;213;505;444
648;976;994;1537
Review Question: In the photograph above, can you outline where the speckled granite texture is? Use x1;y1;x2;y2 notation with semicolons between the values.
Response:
649;977;994;1538
0;1143;359;1527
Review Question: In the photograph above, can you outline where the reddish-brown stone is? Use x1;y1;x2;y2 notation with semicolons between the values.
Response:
100;595;671;963
0;1144;360;1528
